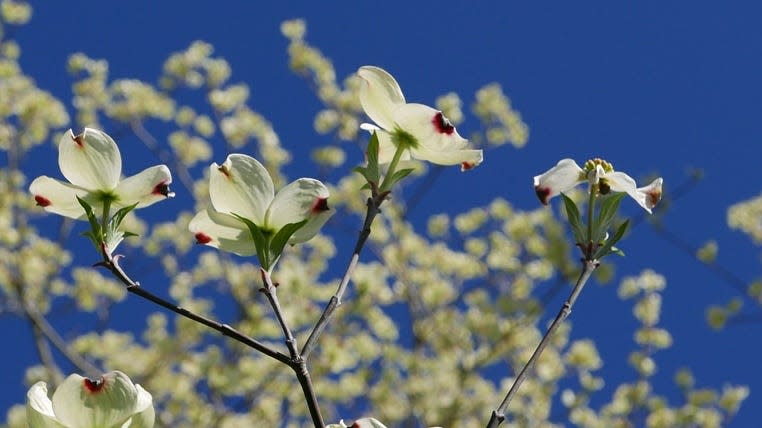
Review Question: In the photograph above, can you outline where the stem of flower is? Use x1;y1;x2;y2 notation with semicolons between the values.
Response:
97;250;291;366
260;268;325;427
301;193;384;359
379;144;406;193
101;199;111;236
486;259;599;428
261;234;272;272
260;269;299;359
300;142;403;358
587;185;596;246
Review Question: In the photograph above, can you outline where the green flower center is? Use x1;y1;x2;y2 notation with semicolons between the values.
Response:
391;127;419;150
95;190;119;204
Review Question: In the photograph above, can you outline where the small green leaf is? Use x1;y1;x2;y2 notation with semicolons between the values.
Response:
232;214;271;270
361;132;381;184
608;219;629;246
94;202;141;255
76;196;101;236
111;202;139;229
593;219;630;260
76;196;104;251
367;132;380;174
353;166;374;183
355;132;383;189
593;192;626;244
561;193;586;244
387;167;414;187
610;246;625;257
268;219;309;270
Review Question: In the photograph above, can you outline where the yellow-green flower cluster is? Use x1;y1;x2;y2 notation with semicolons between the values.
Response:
281;19;363;141
727;192;762;244
472;83;529;148
108;79;175;121
68;53;108;127
0;0;31;24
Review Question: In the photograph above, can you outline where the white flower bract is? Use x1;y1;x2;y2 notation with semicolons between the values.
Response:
26;371;154;428
357;66;483;171
533;158;663;213
29;128;174;220
189;153;333;256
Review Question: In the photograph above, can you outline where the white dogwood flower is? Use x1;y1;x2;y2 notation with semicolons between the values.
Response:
26;371;154;428
357;66;483;171
189;154;333;257
29;128;174;220
327;418;388;428
533;158;663;213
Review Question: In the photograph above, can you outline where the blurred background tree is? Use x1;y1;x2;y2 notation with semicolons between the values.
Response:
0;2;756;427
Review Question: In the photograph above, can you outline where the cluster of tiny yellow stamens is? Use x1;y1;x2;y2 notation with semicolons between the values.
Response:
583;158;614;173
583;158;614;194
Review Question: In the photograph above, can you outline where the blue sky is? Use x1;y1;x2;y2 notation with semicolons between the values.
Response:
5;1;762;425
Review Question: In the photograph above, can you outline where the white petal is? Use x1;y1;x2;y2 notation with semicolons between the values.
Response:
29;176;92;220
412;145;483;170
189;208;257;256
114;165;174;209
603;171;660;213
636;177;663;214
59;128;122;190
533;159;585;205
289;209;333;244
359;123;380;133
358;66;406;131
603;171;637;194
266;178;330;232
52;371;139;428
209;154;273;224
353;418;389;428
26;382;66;428
393;103;470;153
123;384;155;428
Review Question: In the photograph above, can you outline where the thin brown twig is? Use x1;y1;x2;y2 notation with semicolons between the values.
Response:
29;320;64;385
129;121;196;193
97;248;291;365
260;268;325;427
301;192;385;358
487;259;598;428
22;302;102;377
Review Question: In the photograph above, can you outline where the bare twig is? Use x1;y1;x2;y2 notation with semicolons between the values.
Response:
301;193;385;358
487;259;598;427
97;248;291;365
29;321;64;385
260;268;325;427
129;121;196;193
259;269;300;360
23;302;102;377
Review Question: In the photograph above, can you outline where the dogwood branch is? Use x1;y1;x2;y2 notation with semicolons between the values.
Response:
97;248;291;365
260;268;325;427
301;191;385;359
486;259;598;428
23;302;101;379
